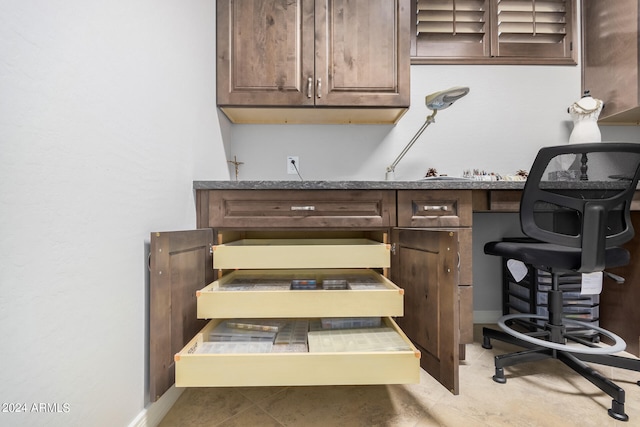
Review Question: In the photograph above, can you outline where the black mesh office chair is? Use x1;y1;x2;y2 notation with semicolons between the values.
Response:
482;143;640;421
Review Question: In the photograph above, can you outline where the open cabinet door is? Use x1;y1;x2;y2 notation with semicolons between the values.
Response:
149;229;214;401
391;228;460;394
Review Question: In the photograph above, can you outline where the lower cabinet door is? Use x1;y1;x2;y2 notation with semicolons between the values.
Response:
175;317;420;387
391;228;461;394
149;229;214;402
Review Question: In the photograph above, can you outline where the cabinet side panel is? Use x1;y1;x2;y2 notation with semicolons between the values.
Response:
196;190;209;229
582;0;639;120
600;211;640;357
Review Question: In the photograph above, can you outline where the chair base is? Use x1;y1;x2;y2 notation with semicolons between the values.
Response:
483;326;640;422
497;314;627;354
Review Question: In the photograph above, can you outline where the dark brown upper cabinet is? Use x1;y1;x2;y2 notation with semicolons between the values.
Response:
216;0;411;124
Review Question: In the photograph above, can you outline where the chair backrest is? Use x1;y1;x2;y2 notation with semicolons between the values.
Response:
520;142;640;272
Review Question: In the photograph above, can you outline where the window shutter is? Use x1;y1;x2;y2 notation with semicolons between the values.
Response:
493;0;573;58
411;0;576;64
414;0;490;58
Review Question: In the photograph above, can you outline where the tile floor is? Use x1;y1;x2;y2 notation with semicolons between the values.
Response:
158;325;640;427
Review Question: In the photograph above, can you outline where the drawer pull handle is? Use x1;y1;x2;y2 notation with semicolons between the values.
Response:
291;206;316;211
307;77;313;98
316;78;322;98
423;205;448;211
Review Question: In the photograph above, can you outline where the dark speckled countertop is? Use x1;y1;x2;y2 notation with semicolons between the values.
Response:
193;179;526;191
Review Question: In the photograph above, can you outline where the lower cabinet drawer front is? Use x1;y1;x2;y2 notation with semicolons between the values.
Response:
208;190;396;228
397;190;472;227
197;269;403;319
175;318;420;387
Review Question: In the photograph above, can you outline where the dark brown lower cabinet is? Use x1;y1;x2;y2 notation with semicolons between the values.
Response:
149;189;470;401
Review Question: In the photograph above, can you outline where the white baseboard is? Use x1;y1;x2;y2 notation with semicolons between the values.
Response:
473;310;502;324
128;386;184;427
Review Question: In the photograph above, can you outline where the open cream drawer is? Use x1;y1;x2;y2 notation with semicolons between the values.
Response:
175;317;420;387
212;238;391;269
196;268;403;319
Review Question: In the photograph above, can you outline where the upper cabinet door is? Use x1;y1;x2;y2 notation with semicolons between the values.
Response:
216;0;410;123
216;0;316;106
315;0;410;107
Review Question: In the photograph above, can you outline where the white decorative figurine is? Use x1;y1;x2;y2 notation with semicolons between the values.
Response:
568;90;603;143
552;91;605;175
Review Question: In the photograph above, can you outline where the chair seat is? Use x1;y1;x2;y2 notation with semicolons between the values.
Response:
484;240;630;271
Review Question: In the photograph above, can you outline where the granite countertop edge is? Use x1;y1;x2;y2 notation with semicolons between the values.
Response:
193;180;526;190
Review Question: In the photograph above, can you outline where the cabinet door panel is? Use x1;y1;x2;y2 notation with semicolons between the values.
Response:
217;0;315;106
392;228;460;394
315;0;410;107
149;229;214;401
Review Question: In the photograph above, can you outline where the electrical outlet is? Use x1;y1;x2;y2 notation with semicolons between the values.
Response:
287;156;299;174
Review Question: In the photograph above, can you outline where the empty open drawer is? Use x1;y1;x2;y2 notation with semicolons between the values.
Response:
212;238;390;269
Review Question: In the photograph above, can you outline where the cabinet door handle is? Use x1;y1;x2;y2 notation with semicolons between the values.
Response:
423;205;448;211
316;78;322;98
307;77;313;98
291;205;316;211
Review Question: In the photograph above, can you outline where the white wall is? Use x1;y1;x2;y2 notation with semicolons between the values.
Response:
2;1;640;426
0;1;227;426
231;66;578;181
230;68;640;181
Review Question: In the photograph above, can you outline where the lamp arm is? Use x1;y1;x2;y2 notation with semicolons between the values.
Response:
385;111;437;177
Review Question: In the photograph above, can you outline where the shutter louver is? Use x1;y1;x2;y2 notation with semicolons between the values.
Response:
414;0;489;58
497;0;567;44
416;0;487;43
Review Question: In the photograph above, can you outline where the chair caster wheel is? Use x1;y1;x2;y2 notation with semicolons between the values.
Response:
482;337;492;349
608;410;628;422
492;375;506;384
608;400;628;422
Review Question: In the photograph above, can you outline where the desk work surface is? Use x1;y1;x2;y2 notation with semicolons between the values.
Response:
193;180;524;191
194;180;640;213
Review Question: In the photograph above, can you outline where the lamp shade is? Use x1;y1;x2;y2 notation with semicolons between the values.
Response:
384;86;470;180
425;86;470;111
